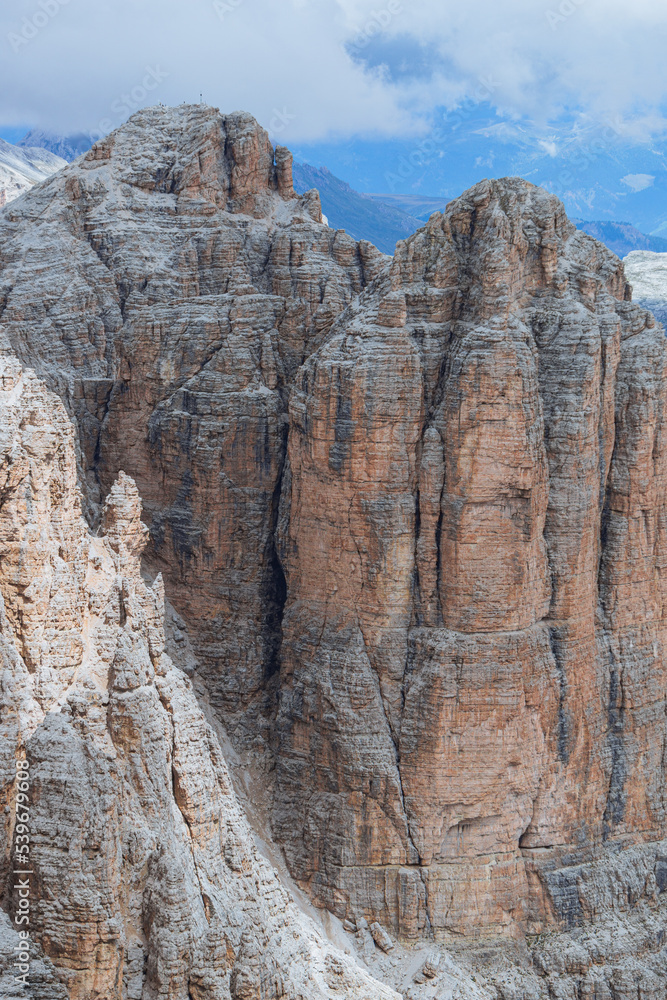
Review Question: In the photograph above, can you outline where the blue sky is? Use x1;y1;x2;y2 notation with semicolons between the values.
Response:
2;0;667;227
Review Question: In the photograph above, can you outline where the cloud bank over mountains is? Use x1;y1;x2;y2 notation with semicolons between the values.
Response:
1;0;667;144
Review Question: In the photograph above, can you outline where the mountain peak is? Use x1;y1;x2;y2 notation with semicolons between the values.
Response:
7;105;326;225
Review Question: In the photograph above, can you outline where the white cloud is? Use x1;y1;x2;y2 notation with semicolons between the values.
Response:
0;0;667;143
621;173;656;192
538;140;559;157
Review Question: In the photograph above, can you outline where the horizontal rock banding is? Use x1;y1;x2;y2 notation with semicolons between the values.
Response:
274;178;667;937
0;107;665;997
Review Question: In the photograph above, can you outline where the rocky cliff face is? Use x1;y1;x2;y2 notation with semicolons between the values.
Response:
0;107;665;999
0;356;400;1000
273;179;667;942
0;105;385;723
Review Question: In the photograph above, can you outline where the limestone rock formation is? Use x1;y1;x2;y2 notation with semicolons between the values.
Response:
0;355;399;1000
0;106;665;998
0;104;385;721
274;178;667;944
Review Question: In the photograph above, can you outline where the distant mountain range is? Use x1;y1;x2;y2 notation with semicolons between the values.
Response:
571;220;667;259
0;138;65;208
292;163;422;254
17;128;96;163
293;104;667;239
367;193;447;222
3;124;667;264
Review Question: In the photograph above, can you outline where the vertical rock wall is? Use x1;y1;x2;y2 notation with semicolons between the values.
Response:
273;179;667;937
0;109;665;974
0;355;399;1000
0;105;384;720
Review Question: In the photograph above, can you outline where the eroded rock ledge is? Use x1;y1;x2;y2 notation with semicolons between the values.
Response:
0;105;665;999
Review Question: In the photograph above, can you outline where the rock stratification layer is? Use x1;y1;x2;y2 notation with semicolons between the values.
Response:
0;105;385;717
273;179;667;938
0;355;399;1000
0;106;666;997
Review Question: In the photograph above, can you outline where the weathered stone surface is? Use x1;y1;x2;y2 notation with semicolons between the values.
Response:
0;103;385;718
273;178;667;938
0;107;666;997
0;355;399;1000
370;921;395;953
413;950;439;982
0;911;68;1000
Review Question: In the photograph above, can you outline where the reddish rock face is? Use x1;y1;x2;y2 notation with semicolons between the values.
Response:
1;108;665;961
0;105;385;717
273;179;667;937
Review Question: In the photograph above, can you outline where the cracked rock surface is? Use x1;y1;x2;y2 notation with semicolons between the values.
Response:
0;357;399;1000
0;106;665;998
274;177;667;941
